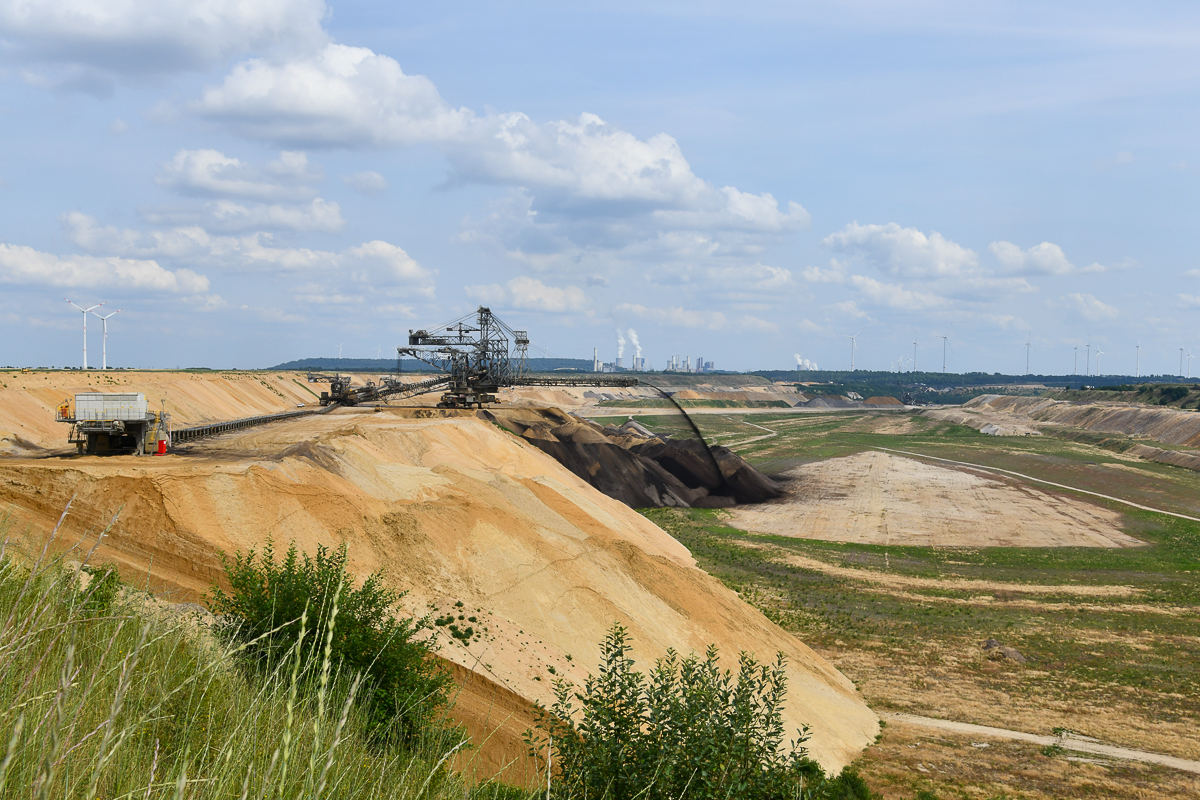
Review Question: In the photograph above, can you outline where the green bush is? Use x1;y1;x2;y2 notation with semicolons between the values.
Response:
207;539;453;745
526;624;873;800
79;562;122;613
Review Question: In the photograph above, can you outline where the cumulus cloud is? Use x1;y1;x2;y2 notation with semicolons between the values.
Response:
196;44;808;268
465;276;587;313
1179;294;1200;309
613;303;727;330
738;315;778;333
157;149;322;200
341;171;388;194
823;222;977;279
847;275;947;311
1067;292;1120;320
0;243;208;292
706;264;792;293
63;213;434;296
1;0;327;86
990;241;1074;275
205;198;343;233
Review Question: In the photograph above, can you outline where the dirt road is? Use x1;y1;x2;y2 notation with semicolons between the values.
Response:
883;712;1200;775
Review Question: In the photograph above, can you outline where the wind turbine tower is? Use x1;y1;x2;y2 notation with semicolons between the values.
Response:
1085;342;1091;377
843;329;862;371
66;299;104;369
1182;348;1186;377
912;337;919;373
1189;353;1195;380
1025;333;1032;376
90;308;121;370
1096;349;1105;377
939;335;948;373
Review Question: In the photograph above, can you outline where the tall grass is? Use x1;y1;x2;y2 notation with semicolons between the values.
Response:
0;510;480;799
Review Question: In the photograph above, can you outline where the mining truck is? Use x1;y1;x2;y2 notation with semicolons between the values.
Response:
56;393;171;455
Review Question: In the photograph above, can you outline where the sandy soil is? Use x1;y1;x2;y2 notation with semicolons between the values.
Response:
726;451;1141;548
0;405;877;777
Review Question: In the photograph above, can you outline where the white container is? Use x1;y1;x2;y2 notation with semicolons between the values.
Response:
74;393;148;421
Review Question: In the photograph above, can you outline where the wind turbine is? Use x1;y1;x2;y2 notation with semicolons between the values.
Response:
1135;341;1141;379
1188;352;1195;380
1085;341;1091;377
90;308;121;370
1181;348;1186;377
912;336;920;373
66;298;104;371
939;335;949;373
1096;349;1105;377
1073;345;1078;376
338;343;344;360
842;329;862;371
1025;333;1033;376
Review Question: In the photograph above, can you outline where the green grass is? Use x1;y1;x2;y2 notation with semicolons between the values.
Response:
644;507;1200;710
0;519;526;800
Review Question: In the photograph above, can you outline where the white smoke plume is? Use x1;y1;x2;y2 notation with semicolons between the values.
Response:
616;328;626;359
628;328;642;358
794;353;818;370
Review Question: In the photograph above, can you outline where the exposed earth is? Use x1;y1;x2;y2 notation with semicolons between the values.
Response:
727;450;1142;548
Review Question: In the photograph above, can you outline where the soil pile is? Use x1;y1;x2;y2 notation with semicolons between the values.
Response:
0;406;876;777
484;407;784;508
945;394;1200;446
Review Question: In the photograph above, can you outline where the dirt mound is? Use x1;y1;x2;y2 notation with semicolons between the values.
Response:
0;406;877;775
726;451;1140;548
864;396;902;406
485;408;784;508
800;395;863;409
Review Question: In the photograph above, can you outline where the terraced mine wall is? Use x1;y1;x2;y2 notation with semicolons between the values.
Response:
930;394;1200;471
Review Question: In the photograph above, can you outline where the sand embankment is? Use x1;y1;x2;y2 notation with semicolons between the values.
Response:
930;394;1200;446
0;403;877;778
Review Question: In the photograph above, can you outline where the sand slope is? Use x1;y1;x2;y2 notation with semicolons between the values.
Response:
727;451;1141;548
0;406;877;776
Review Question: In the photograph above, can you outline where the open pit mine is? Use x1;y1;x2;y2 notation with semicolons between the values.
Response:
0;319;879;781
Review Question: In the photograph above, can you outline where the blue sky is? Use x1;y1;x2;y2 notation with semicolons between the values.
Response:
1;1;1198;375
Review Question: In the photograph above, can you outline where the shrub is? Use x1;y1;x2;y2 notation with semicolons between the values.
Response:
79;562;122;613
207;538;453;745
526;623;870;800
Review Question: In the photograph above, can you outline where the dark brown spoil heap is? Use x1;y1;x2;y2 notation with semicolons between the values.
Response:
479;408;784;509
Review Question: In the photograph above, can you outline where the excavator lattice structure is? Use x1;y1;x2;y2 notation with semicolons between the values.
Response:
312;306;637;409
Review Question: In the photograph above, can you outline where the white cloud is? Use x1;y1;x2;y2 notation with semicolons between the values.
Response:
797;319;828;334
801;261;847;284
109;119;129;134
2;0;327;82
465;276;587;313
990;240;1074;275
1067;292;1120;320
706;264;792;293
0;243;208;292
613;303;727;330
1185;269;1200;278
195;44;471;147
1179;294;1200;309
847;274;948;311
206;198;343;233
829;300;871;320
63;213;434;296
197;44;808;265
738;315;778;333
823;222;978;279
157;149;321;200
342;171;387;194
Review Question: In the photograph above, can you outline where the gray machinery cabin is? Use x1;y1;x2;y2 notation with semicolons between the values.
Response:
56;393;171;455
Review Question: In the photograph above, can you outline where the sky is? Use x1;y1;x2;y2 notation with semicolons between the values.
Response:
1;1;1198;375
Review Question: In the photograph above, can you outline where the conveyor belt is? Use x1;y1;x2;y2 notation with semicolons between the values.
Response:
171;404;339;445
